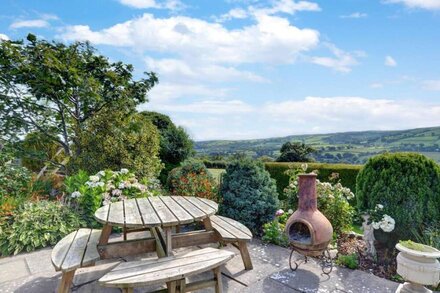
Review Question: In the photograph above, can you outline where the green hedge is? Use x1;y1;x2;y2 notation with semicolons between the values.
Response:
264;162;362;200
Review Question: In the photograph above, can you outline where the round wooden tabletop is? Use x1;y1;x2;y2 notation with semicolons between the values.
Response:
94;196;218;228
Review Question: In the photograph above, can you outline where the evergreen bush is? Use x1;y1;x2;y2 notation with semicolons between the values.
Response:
356;152;440;242
219;159;279;235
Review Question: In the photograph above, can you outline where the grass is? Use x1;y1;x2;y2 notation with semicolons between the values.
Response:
207;168;225;184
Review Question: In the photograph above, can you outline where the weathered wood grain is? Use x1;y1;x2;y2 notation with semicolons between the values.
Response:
124;199;143;227
160;196;193;224
61;229;91;271
136;198;161;227
107;202;125;226
171;196;206;220
51;230;78;271
149;197;178;227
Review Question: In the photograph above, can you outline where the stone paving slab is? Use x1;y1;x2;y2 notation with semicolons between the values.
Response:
0;236;426;293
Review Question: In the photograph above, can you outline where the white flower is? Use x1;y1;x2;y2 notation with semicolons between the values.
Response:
118;182;126;189
301;163;308;172
112;189;122;196
97;182;105;188
376;204;384;210
98;171;105;176
372;222;380;230
379;214;395;232
288;209;294;214
71;191;81;198
120;168;129;174
89;175;100;182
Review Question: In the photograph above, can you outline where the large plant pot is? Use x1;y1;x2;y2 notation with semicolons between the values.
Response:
395;243;440;293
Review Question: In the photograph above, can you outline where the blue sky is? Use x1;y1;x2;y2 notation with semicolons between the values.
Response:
1;0;440;140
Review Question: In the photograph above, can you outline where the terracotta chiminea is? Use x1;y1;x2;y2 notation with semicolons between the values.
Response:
285;173;333;257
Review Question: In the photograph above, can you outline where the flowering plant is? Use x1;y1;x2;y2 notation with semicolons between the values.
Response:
262;209;293;247
65;169;163;225
367;204;395;233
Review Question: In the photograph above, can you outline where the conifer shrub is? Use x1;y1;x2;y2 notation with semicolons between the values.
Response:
219;158;279;235
356;152;440;241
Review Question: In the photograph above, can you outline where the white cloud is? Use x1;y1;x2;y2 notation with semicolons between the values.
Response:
146;82;231;101
217;8;249;22
385;55;397;67
340;12;368;18
145;57;267;83
251;0;321;16
262;96;440;136
370;83;384;89
310;43;363;72
61;13;319;65
0;34;9;41
118;0;185;10
10;19;50;29
152;99;254;114
422;79;440;91
384;0;440;10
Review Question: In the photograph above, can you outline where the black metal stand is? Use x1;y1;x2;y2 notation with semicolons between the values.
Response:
289;248;334;275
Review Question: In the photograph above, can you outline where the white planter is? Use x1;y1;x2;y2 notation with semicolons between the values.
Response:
395;243;440;293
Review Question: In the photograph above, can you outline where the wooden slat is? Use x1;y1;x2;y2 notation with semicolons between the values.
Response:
148;197;178;227
211;215;252;240
124;200;143;227
211;221;237;240
171;196;206;220
94;204;110;224
51;230;78;271
136;198;161;227
160;196;193;224
197;198;219;212
61;229;91;271
184;197;216;217
107;201;125;226
82;229;102;266
100;248;234;287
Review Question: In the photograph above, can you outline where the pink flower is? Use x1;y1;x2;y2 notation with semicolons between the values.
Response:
275;209;284;217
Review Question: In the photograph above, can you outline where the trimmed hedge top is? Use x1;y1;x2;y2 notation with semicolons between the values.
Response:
265;162;362;199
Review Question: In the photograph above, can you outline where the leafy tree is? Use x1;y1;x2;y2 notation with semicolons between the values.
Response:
276;142;315;162
70;110;163;178
219;158;279;235
0;34;157;172
140;111;193;165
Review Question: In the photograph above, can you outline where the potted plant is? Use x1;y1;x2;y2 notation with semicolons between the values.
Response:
395;240;440;293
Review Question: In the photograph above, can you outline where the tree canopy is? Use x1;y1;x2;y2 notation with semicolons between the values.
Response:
276;142;315;162
0;34;157;170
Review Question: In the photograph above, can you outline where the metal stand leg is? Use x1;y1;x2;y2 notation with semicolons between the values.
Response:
319;249;334;275
289;248;308;271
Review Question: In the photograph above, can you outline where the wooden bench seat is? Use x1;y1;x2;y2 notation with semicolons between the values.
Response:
99;247;234;293
51;228;102;293
210;215;253;270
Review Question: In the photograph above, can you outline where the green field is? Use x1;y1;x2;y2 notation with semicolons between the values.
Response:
207;168;225;184
196;126;440;164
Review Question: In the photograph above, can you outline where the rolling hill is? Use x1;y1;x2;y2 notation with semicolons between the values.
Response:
195;126;440;164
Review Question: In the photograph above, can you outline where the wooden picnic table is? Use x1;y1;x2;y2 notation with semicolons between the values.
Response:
94;196;218;257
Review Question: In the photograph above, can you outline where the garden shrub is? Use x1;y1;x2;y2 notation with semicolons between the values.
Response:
167;161;218;201
65;169;162;226
0;201;85;256
219;158;279;235
0;150;31;215
262;209;291;247
283;166;355;235
265;162;361;200
356;152;440;243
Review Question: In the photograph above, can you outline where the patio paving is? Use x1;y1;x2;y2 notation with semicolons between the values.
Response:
0;234;413;293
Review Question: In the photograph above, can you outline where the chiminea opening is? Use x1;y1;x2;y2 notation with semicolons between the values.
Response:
289;222;311;244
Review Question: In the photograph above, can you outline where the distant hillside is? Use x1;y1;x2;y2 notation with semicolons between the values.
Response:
195;126;440;164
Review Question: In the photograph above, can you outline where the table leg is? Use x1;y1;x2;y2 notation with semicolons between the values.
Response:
99;224;112;245
164;227;173;256
203;217;213;231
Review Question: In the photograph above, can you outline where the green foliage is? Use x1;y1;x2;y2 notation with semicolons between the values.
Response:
356;152;440;243
0;34;157;170
219;158;279;235
336;253;358;269
399;240;432;252
19;132;66;173
413;224;440;250
167;161;217;201
277;142;316;162
65;169;162;226
0;201;85;256
71;111;163;178
141;111;194;181
283;167;355;235
262;210;291;247
0;149;31;214
265;162;361;200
